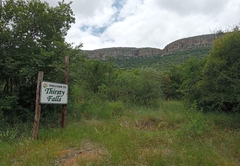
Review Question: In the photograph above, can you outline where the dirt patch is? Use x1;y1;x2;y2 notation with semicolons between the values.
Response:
54;140;108;166
135;117;164;131
135;117;179;131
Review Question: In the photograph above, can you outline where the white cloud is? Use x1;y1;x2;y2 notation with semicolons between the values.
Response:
153;0;226;16
42;0;240;50
118;0;143;19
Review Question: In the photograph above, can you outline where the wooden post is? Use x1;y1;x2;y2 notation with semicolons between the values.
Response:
32;71;43;139
61;56;69;128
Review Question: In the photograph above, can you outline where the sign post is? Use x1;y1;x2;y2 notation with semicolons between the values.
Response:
32;71;43;139
62;56;69;128
32;56;69;139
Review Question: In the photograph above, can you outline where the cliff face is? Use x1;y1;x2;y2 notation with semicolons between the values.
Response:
162;34;216;55
83;47;162;60
83;34;217;60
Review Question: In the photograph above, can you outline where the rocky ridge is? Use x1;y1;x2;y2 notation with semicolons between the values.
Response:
83;34;218;60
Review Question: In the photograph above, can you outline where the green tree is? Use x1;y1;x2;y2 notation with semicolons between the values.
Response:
161;65;183;100
179;57;206;107
199;29;240;112
0;0;75;123
135;68;162;105
110;69;141;102
104;68;162;105
78;59;115;94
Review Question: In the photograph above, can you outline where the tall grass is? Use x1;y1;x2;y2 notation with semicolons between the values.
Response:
0;101;239;165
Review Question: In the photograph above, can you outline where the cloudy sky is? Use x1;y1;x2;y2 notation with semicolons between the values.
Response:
45;0;240;50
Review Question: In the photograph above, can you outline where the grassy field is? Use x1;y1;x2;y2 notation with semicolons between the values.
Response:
1;101;240;166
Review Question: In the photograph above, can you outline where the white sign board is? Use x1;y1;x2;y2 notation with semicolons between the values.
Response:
40;81;68;104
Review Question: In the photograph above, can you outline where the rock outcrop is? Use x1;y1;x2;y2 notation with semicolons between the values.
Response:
83;47;162;60
162;34;216;55
83;34;218;60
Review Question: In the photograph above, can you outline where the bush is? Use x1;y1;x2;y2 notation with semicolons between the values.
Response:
0;126;18;142
178;102;213;138
199;29;240;112
72;101;125;120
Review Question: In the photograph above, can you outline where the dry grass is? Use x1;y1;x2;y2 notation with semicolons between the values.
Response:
0;101;240;165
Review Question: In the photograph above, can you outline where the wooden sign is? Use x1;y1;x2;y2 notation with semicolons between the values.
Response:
33;56;69;139
40;81;68;104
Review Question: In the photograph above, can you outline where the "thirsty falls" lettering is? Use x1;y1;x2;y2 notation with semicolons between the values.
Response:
44;88;65;102
45;88;65;96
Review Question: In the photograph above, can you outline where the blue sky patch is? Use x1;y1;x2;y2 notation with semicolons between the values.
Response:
80;25;107;36
80;25;89;32
111;0;126;22
92;26;107;36
112;0;125;10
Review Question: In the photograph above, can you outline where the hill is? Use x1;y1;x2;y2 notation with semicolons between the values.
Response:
83;33;219;69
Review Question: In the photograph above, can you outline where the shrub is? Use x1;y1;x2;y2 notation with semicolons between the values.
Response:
178;102;213;138
199;29;240;112
0;126;18;142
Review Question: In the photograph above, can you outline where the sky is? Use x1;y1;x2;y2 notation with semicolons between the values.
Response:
44;0;240;50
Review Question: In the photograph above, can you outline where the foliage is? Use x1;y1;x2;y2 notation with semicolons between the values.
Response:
159;27;240;113
161;65;182;99
179;57;206;107
1;101;240;165
160;57;206;101
71;57;163;107
178;101;213;137
0;0;76;124
198;29;240;112
105;68;162;105
78;59;115;94
0;126;18;142
75;100;125;120
115;47;210;70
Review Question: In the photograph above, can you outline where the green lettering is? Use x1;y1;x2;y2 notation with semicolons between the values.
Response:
47;96;62;102
44;88;65;97
47;96;53;101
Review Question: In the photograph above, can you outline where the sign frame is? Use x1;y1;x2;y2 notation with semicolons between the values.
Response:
40;81;68;104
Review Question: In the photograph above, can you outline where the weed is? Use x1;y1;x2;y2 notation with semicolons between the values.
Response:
178;101;213;138
0;101;239;165
0;126;18;142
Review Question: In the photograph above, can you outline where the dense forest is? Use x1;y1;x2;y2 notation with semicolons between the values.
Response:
0;0;240;141
115;47;210;69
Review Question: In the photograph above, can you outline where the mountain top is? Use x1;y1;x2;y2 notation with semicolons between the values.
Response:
83;34;218;60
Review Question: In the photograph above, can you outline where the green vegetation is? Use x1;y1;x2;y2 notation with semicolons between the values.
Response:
198;29;240;112
0;0;79;124
115;47;210;70
161;29;240;112
1;1;240;165
1;101;240;165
